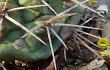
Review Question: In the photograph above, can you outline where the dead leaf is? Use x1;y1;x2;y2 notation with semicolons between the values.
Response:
70;59;105;70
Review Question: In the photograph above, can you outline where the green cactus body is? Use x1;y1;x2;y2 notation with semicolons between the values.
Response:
0;2;21;39
0;18;63;61
0;2;21;29
0;35;62;62
0;0;85;62
20;9;40;23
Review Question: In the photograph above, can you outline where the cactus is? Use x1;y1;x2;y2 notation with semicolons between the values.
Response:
0;0;105;69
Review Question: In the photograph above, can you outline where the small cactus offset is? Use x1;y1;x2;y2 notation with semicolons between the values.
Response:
0;0;107;70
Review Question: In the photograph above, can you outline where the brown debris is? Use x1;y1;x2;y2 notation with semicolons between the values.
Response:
88;23;102;43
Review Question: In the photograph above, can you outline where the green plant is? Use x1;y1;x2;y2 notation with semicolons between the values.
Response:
0;0;104;70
